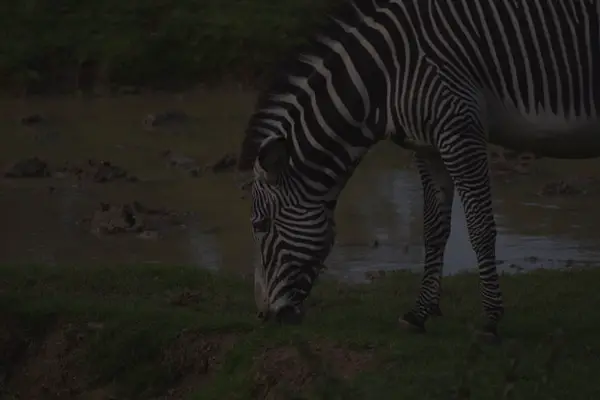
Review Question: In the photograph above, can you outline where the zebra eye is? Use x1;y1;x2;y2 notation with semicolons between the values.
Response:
252;217;270;233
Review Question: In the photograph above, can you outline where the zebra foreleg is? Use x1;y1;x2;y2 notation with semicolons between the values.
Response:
441;137;504;339
400;154;454;332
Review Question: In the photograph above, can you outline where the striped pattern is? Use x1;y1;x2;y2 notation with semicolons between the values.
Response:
238;0;600;329
251;181;334;319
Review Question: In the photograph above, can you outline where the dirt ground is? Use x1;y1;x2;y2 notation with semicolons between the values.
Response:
0;319;374;400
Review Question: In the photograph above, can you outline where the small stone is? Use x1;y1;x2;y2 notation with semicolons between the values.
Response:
143;110;191;130
20;114;45;126
86;322;104;331
4;157;51;178
118;86;140;95
161;150;202;176
539;180;587;196
508;264;524;271
138;230;159;240
209;153;237;173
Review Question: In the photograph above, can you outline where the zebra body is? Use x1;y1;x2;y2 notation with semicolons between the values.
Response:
237;0;600;332
485;90;600;158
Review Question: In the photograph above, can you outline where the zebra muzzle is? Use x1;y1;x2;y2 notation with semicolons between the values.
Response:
275;305;304;325
257;305;305;325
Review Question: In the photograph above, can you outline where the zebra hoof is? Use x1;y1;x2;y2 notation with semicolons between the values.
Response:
475;322;501;344
399;311;426;333
429;304;443;317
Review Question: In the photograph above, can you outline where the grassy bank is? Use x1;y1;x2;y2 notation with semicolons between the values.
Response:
1;264;600;399
1;0;342;95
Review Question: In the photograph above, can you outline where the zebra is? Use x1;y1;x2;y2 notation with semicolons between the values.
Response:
237;0;600;337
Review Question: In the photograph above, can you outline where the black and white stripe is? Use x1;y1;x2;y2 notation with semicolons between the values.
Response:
238;0;600;330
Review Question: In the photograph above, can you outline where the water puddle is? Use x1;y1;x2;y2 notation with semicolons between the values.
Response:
2;90;600;282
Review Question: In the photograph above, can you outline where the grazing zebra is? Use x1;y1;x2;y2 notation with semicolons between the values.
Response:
237;0;600;337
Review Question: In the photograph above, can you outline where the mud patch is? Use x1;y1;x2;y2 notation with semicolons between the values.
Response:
208;153;237;173
166;288;206;307
538;178;597;197
161;150;203;177
161;150;237;175
0;323;32;389
159;330;237;400
143;110;196;135
251;341;373;399
309;340;374;381
19;113;61;144
3;322;114;400
20;114;47;126
4;157;51;178
82;201;187;237
3;157;137;182
55;159;137;183
1;320;235;400
252;346;313;399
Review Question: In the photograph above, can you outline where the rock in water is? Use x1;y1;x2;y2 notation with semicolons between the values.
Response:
4;157;51;178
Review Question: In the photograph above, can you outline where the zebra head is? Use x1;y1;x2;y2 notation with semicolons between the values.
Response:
247;136;336;324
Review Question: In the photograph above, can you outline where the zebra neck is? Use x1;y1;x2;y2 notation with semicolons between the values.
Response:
249;0;392;198
287;147;368;202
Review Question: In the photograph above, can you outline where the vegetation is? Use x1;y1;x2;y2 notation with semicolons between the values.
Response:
0;0;343;94
1;263;600;399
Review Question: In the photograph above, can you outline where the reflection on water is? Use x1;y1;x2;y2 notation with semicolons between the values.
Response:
2;167;600;283
327;168;600;281
2;90;600;282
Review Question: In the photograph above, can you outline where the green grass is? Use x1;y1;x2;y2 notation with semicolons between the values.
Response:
1;264;600;399
0;0;342;94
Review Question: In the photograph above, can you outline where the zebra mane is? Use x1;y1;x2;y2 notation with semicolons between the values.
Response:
236;0;377;172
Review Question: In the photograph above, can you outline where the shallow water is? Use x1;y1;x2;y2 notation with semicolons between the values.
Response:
1;89;600;282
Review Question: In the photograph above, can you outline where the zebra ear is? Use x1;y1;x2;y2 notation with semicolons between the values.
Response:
257;137;289;184
252;217;270;233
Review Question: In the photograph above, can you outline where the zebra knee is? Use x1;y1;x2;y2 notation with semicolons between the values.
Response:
467;218;497;258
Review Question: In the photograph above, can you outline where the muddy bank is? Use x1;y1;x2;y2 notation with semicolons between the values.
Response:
0;321;112;400
1;265;600;399
3;157;136;182
161;151;237;177
3;157;52;178
537;177;600;197
250;342;373;398
82;201;188;238
3;152;237;181
0;319;235;400
0;318;373;400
